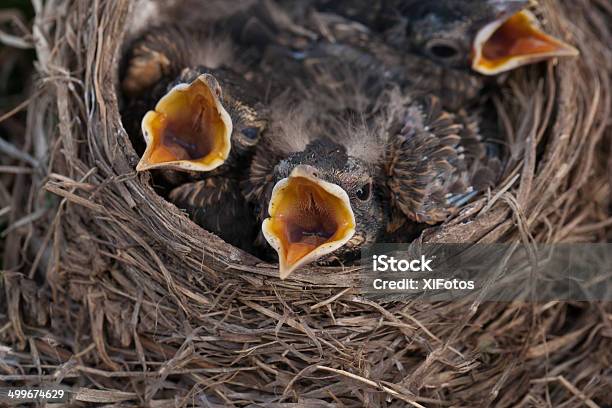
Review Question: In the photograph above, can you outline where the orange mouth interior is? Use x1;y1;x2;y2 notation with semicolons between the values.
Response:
268;177;355;266
477;11;573;71
143;80;229;166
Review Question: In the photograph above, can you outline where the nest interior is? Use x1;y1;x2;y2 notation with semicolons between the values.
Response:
1;0;612;406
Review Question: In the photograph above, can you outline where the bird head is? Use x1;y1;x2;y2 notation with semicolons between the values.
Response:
262;138;382;279
136;72;233;172
135;66;267;173
386;0;578;75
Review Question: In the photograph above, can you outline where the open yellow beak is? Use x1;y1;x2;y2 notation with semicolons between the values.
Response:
136;74;232;172
262;165;356;280
472;10;579;75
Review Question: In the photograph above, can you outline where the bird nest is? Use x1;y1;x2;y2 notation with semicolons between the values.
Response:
2;0;612;406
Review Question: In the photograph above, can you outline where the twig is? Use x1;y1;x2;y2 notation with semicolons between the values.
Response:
0;96;34;124
0;136;38;167
315;365;427;408
530;376;600;408
310;287;352;310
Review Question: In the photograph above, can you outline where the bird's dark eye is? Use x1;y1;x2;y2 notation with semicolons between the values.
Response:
427;40;460;60
241;127;260;140
356;182;372;201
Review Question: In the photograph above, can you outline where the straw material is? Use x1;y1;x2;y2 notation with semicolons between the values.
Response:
1;0;611;406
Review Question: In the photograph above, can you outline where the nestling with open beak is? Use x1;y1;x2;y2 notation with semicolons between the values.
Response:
243;97;386;279
134;67;267;174
121;26;265;175
294;0;578;109
382;0;579;75
160;67;269;249
121;26;267;247
244;80;500;279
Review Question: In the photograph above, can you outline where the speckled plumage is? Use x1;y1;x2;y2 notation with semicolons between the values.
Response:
384;93;499;226
120;25;267;247
168;176;258;250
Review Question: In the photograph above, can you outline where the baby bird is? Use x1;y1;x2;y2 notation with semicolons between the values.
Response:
243;100;385;279
382;0;578;76
121;26;267;247
122;26;265;173
291;0;578;109
244;71;499;279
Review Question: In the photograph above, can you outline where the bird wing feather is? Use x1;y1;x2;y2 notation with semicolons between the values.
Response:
241;142;282;223
385;95;473;225
169;176;256;248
